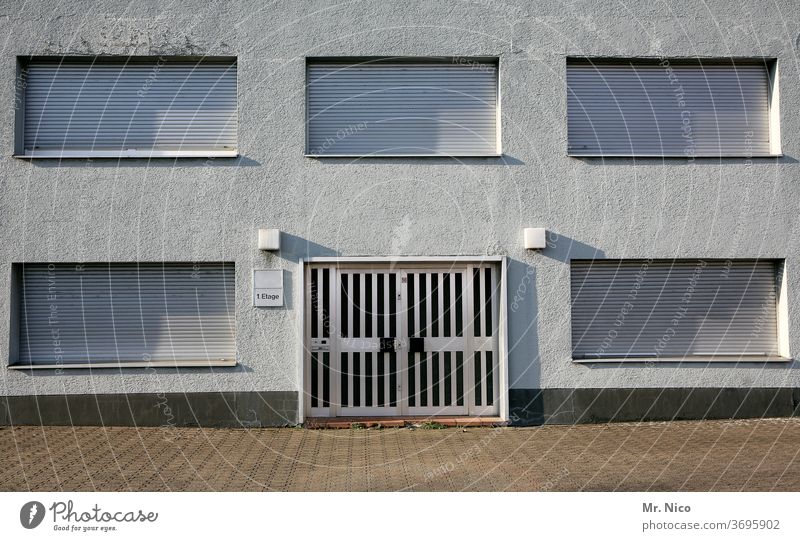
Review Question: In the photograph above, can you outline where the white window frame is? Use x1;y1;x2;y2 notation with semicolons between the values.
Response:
7;262;238;369
304;57;503;158
569;258;791;363
566;57;782;158
14;56;239;159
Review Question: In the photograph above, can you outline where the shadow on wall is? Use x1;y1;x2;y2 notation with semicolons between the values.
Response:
273;232;339;263
538;230;605;262
310;155;526;166
583;359;800;370
507;233;606;425
572;156;797;166
22;156;262;168
15;363;254;378
506;258;541;393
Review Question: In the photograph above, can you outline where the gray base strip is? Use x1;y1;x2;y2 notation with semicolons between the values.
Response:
0;391;298;427
3;389;798;427
509;388;800;426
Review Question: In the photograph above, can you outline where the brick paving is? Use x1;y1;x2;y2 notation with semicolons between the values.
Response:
2;418;799;491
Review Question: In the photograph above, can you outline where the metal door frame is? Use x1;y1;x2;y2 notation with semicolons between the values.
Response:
299;256;508;422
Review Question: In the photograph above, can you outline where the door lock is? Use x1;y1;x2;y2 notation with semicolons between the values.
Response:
409;337;425;353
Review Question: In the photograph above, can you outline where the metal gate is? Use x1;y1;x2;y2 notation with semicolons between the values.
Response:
306;263;500;418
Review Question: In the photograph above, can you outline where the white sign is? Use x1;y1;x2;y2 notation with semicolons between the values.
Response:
253;270;283;307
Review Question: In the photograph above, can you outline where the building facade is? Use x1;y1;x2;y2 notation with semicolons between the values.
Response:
1;0;799;427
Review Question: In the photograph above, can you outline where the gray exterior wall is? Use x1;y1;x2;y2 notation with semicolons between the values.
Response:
1;1;800;419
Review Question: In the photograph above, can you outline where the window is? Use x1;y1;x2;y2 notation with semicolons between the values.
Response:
17;57;237;158
570;259;786;361
567;58;780;157
306;58;500;157
10;263;236;368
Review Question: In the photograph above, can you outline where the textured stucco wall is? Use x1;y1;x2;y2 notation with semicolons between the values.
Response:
1;0;800;398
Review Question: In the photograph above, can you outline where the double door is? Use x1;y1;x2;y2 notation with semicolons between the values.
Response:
307;264;499;417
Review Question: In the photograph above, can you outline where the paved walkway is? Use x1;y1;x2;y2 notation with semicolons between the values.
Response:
2;418;799;491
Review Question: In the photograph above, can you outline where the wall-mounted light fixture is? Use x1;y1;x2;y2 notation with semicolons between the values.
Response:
258;229;281;251
523;228;546;250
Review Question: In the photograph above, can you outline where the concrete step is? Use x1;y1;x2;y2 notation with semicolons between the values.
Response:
305;416;506;429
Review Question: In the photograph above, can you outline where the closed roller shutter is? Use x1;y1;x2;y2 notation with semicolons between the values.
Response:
17;263;236;366
307;59;499;156
567;59;773;157
22;58;237;157
570;260;779;359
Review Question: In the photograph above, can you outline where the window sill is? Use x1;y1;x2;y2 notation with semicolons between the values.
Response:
305;153;503;158
567;152;783;159
15;150;239;159
8;360;237;370
573;356;791;364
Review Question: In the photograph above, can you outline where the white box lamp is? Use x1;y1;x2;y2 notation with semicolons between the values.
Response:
523;228;547;250
258;229;281;251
